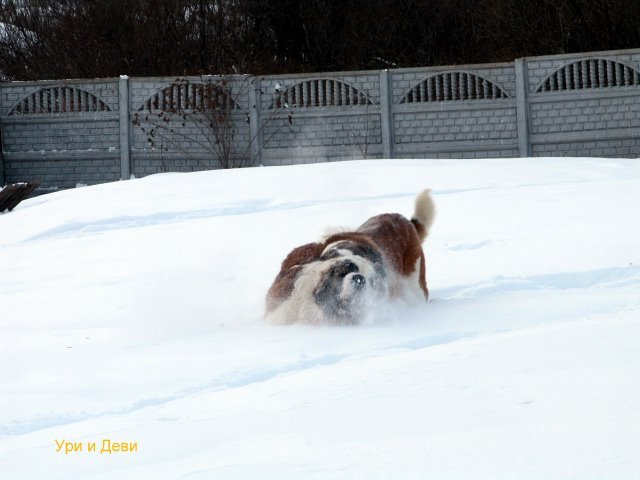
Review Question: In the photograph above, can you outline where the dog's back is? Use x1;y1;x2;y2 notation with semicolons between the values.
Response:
356;190;434;299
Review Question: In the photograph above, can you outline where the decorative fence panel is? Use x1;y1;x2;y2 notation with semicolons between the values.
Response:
1;80;121;189
1;48;639;191
389;63;519;159
257;71;383;165
526;50;640;157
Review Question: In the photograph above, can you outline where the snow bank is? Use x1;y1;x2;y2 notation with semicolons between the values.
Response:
1;158;639;479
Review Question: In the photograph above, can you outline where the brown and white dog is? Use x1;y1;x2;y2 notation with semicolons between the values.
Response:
265;190;435;325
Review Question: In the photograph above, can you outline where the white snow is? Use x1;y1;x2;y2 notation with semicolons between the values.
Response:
1;157;639;479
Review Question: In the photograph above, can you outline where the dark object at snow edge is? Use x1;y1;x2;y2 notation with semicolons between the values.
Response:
0;181;40;213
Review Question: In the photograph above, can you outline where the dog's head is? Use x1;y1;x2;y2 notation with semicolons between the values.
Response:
307;240;386;324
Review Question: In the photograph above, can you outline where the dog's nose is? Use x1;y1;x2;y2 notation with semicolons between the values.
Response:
351;274;366;289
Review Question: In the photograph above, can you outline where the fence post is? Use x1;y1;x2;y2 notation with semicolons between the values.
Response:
249;76;262;166
118;75;131;179
0;85;4;185
515;58;531;157
379;69;394;159
0;127;5;186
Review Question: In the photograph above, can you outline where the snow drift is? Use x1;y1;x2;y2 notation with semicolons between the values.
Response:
1;158;639;479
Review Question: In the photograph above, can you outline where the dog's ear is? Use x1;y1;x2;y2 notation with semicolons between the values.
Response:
280;242;324;270
266;242;325;315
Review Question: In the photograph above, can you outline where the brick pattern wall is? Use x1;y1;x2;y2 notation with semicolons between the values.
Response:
393;104;518;158
530;95;640;135
1;80;120;188
2;49;640;189
258;71;383;165
130;112;250;173
260;112;382;166
2;117;119;152
130;76;251;173
131;155;222;176
3;155;120;189
532;138;640;157
389;64;518;159
527;50;640;157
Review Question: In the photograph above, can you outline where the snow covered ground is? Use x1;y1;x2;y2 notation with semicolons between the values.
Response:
1;157;639;479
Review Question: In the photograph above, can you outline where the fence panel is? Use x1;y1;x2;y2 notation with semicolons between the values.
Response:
0;80;120;189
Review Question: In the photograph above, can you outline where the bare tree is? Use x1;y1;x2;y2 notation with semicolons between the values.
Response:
2;0;640;81
132;76;291;169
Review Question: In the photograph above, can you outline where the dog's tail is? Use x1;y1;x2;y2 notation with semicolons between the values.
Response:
411;189;435;242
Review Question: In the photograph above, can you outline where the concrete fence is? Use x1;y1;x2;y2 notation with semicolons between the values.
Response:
1;48;640;190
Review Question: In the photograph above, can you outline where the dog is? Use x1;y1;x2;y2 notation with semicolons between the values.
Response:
265;190;435;325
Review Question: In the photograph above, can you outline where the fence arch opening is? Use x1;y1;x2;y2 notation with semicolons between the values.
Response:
270;78;374;109
9;86;112;115
138;80;241;113
401;72;510;103
535;58;640;93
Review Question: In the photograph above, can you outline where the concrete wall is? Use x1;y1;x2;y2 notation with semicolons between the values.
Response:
0;80;121;189
258;71;384;165
2;48;639;190
526;50;640;157
129;75;252;175
389;63;519;159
